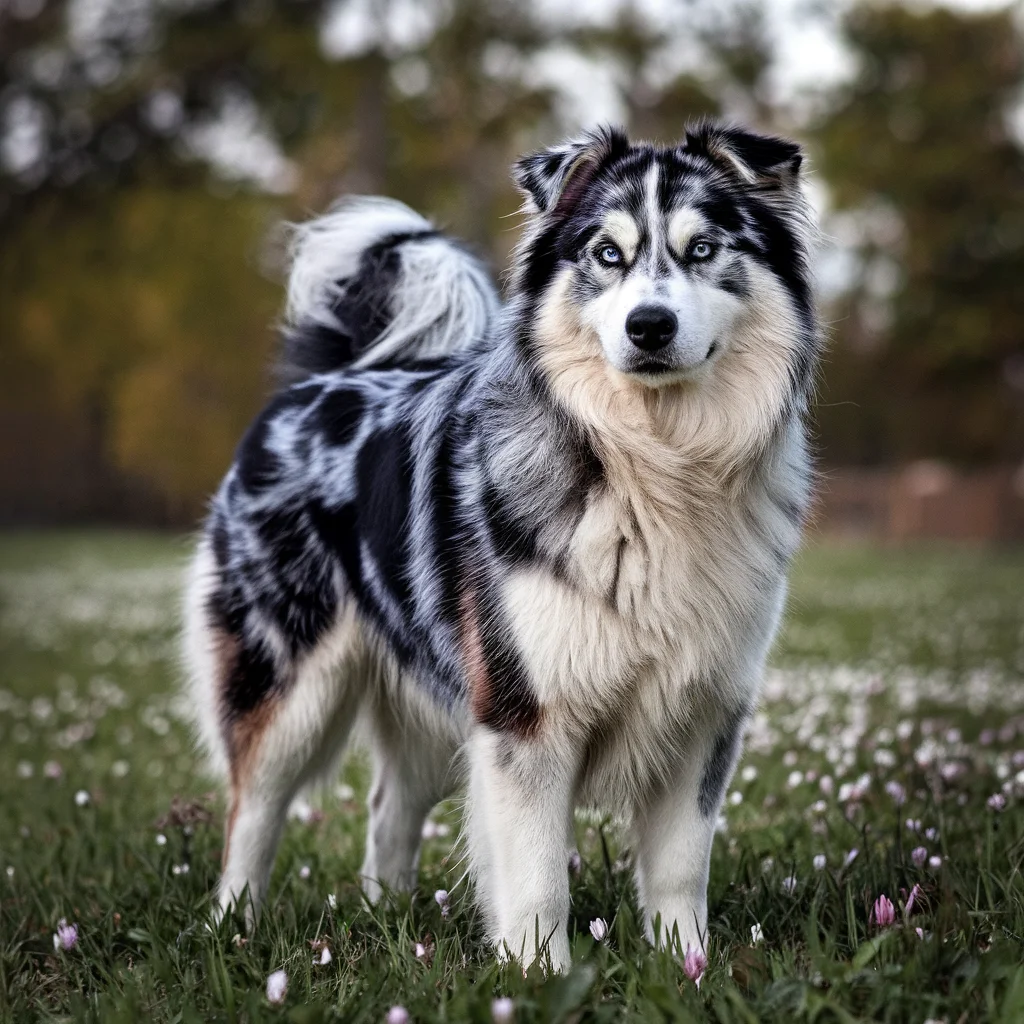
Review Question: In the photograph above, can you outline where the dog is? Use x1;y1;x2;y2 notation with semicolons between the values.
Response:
183;121;819;972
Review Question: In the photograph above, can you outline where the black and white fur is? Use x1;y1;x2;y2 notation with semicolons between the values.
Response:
183;123;819;971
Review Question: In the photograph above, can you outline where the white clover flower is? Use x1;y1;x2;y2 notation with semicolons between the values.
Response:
434;889;450;918
683;944;707;987
53;918;78;951
289;797;318;825
299;864;311;880
491;996;515;1023
813;854;827;871
884;781;907;805
266;969;288;1004
421;819;452;840
589;917;608;942
74;790;90;807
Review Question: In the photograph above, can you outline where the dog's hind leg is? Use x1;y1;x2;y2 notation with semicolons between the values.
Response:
212;614;367;927
359;687;456;902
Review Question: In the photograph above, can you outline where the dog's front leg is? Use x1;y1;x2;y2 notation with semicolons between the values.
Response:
466;727;575;973
632;709;746;957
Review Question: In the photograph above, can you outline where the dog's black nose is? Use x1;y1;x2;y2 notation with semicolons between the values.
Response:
626;304;677;351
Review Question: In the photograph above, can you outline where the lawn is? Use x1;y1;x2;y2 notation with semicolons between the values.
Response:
1;532;1023;1023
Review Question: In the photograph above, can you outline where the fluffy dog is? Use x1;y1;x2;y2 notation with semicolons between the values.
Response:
184;121;819;971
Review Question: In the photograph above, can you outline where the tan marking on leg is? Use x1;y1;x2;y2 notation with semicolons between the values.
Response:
210;624;282;802
459;587;541;737
228;699;279;790
460;587;493;725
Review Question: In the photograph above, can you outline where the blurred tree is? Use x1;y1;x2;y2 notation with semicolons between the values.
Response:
571;6;720;143
0;0;335;212
814;3;1024;464
301;0;559;252
1;187;280;512
2;0;333;516
7;0;1018;523
690;0;775;126
0;0;565;517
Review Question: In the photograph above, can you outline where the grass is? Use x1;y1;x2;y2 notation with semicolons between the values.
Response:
1;531;1023;1023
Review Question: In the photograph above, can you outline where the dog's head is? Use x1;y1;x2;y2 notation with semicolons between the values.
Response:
512;123;818;453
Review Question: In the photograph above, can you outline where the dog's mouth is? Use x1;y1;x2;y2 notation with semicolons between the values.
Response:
631;359;672;375
627;342;719;378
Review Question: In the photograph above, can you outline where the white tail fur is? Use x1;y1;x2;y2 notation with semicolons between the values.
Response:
285;196;499;368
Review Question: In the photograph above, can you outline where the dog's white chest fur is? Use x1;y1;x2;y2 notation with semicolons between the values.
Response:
501;423;806;750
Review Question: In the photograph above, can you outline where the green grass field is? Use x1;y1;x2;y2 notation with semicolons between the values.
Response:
1;533;1023;1023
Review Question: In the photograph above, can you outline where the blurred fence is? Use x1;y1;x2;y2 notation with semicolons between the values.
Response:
813;464;1024;543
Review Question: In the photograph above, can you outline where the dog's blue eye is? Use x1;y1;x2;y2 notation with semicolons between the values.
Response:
598;245;622;265
690;240;716;261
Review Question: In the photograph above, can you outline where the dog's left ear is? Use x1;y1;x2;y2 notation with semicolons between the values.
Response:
513;126;629;218
684;122;803;185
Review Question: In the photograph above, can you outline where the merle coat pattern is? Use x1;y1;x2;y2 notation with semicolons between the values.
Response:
184;122;820;971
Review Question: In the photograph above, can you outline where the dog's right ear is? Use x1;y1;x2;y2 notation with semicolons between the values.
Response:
513;126;628;218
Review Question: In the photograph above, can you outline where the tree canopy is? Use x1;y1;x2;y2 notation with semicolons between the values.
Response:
2;0;1022;521
814;3;1024;464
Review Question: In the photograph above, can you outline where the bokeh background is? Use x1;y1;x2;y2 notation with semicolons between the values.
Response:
2;0;1024;538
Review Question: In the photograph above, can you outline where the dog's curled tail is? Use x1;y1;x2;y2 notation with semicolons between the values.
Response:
281;196;498;377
